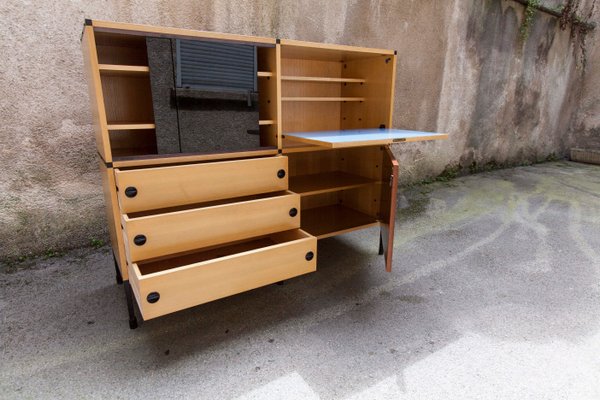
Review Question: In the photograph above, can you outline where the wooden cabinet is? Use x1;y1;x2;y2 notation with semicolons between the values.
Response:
82;20;447;328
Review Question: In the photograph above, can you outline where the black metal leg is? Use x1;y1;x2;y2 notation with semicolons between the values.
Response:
113;251;123;285
124;281;138;329
378;231;384;255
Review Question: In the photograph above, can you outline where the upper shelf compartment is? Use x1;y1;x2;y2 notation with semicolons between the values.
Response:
95;32;148;66
280;39;394;62
284;129;448;149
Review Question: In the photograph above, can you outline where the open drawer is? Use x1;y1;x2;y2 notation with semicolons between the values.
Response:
114;155;288;213
122;191;301;262
128;229;317;319
284;128;448;149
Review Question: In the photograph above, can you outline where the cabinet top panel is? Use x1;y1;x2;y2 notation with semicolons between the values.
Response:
284;129;448;148
87;19;276;46
280;39;395;62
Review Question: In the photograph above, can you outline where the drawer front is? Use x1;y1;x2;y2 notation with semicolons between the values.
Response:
129;230;317;320
115;156;288;213
123;193;301;262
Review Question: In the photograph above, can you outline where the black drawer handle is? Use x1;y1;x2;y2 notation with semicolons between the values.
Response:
277;169;286;179
134;235;146;246
125;187;138;198
147;292;160;303
305;251;314;261
289;208;298;217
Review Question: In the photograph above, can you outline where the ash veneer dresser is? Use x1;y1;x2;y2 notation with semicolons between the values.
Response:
81;19;447;329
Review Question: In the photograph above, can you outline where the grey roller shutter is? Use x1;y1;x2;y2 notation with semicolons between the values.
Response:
176;39;257;92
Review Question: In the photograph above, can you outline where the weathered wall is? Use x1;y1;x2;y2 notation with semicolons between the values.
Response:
0;0;596;260
572;4;600;149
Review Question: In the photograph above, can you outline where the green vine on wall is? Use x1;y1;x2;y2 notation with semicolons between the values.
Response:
519;0;541;40
512;0;597;68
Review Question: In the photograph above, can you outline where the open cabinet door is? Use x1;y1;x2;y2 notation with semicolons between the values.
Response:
379;146;399;272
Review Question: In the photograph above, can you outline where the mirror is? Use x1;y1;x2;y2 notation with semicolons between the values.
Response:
146;36;262;154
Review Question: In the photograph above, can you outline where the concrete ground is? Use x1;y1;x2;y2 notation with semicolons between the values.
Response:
1;161;599;399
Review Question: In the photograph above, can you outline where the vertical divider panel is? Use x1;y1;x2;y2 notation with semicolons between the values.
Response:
82;26;112;162
258;46;280;147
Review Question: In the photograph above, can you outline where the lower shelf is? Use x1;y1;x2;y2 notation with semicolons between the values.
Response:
301;204;378;239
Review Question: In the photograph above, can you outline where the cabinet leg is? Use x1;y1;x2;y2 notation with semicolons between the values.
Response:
124;281;138;329
113;251;123;285
378;231;384;255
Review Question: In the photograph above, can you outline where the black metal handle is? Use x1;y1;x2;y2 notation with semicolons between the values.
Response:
289;208;298;217
277;169;286;179
125;187;138;198
134;235;146;246
147;292;160;303
305;251;314;261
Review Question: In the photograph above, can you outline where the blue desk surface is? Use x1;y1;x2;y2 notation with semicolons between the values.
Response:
284;129;448;148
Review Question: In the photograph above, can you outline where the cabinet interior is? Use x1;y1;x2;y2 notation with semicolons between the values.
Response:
288;146;387;238
94;31;279;160
280;44;395;152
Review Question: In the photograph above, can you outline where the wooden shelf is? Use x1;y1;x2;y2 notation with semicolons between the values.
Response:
257;71;273;77
290;171;377;196
302;204;378;239
99;64;150;75
282;97;365;102
259;120;274;126
107;123;156;130
282;76;365;83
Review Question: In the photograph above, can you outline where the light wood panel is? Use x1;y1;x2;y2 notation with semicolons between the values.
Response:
81;26;111;162
95;31;148;66
257;46;279;147
341;55;396;129
92;20;276;45
101;74;154;124
280;39;394;61
379;146;399;272
99;160;128;280
109;129;157;158
115;156;288;212
282;76;365;83
301;204;378;239
111;148;278;168
99;64;149;75
122;191;301;262
129;229;316;320
281;58;342;135
287;149;338;176
290;171;377;196
282;97;364;102
107;123;155;130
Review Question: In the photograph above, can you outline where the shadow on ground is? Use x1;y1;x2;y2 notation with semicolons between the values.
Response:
1;161;599;399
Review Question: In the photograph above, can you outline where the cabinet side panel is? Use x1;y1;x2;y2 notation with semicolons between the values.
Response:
341;55;395;129
82;27;112;162
99;160;128;280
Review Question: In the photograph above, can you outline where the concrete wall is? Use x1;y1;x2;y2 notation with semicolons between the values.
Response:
0;0;597;260
572;4;600;149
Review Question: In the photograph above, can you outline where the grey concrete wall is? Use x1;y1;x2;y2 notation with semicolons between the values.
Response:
572;5;600;149
0;0;597;260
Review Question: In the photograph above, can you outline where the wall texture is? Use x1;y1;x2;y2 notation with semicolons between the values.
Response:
0;0;598;260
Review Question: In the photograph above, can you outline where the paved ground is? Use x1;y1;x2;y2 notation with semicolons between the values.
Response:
1;161;599;400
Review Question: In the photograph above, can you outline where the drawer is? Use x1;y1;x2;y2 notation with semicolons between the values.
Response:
122;191;301;262
114;156;288;213
128;229;317;319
